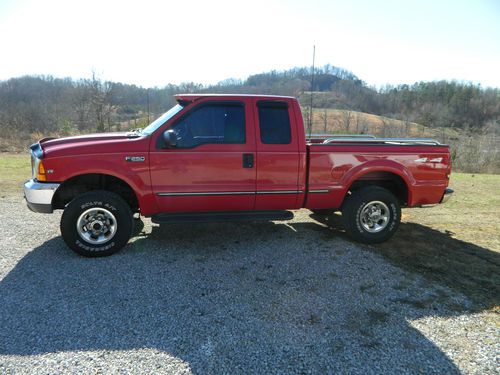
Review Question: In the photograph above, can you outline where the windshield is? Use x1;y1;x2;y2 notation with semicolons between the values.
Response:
141;104;184;135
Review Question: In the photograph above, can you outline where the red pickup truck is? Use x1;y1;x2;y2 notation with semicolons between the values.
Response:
24;94;453;257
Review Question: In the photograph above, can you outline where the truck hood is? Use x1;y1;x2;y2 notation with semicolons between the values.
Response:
40;132;149;158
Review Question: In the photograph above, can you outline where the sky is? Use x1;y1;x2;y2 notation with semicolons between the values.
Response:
0;0;499;88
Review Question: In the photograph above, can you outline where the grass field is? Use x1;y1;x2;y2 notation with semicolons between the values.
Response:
405;173;500;252
0;153;30;197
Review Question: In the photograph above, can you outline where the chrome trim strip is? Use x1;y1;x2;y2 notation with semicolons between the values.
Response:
157;191;255;197
321;138;442;146
256;190;301;194
157;190;303;197
308;189;329;193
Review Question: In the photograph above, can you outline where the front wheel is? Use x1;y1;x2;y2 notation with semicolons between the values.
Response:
60;190;133;257
341;186;401;244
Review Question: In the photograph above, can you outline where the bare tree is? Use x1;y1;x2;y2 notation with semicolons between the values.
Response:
380;117;387;137
404;117;411;136
302;106;310;134
319;108;328;133
359;121;369;134
342;110;352;132
73;81;92;131
354;113;360;133
88;71;114;132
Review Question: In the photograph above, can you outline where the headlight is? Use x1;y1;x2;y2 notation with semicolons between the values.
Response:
29;142;45;181
31;155;46;181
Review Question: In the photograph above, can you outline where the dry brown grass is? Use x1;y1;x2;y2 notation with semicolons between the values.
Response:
307;108;461;139
404;173;500;252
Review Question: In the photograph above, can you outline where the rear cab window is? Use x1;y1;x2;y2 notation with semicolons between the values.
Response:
257;101;292;145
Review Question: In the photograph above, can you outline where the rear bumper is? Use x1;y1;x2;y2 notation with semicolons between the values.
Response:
440;188;454;204
24;179;60;213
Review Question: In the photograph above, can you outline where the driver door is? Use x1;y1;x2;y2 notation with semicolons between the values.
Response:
149;100;256;213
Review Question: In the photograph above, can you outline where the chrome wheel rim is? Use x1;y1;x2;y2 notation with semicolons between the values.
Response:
76;208;117;245
359;201;390;233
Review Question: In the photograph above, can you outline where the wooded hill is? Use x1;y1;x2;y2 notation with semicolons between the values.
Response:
0;66;498;172
1;65;499;134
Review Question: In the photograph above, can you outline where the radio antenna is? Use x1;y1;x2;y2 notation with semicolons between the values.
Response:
147;88;150;124
308;45;316;138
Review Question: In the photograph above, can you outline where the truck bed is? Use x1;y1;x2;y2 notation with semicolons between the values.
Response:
305;136;451;209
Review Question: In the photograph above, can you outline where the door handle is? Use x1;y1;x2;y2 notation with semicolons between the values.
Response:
242;153;254;168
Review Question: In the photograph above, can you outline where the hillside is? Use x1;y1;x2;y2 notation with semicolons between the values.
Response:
306;108;457;139
0;106;456;153
0;65;498;172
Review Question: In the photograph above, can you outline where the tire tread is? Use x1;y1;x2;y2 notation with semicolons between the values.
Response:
60;190;133;257
341;186;400;244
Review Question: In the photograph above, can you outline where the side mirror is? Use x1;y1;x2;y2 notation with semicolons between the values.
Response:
162;130;177;149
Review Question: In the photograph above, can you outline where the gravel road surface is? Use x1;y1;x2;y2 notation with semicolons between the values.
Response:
0;197;498;374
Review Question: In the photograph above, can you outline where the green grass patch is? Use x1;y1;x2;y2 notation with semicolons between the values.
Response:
0;153;31;197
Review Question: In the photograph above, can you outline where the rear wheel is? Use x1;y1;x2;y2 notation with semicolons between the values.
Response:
342;186;400;244
60;190;133;257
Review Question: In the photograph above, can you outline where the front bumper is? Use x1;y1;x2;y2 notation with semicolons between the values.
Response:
440;188;454;204
24;179;60;213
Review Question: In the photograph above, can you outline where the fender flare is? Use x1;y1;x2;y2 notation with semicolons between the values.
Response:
53;169;144;210
339;160;415;205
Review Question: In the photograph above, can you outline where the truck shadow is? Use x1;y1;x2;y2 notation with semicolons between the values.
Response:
312;212;500;311
1;216;497;372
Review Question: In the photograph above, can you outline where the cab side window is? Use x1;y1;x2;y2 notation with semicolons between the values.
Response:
170;103;245;148
257;101;291;144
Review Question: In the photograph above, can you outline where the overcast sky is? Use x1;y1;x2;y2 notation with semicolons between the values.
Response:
0;0;499;88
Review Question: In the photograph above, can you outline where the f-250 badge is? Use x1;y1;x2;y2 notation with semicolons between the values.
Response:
125;156;145;162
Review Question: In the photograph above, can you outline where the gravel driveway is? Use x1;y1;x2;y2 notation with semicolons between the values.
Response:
0;197;498;374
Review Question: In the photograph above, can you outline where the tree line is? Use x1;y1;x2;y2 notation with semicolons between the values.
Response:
0;65;498;136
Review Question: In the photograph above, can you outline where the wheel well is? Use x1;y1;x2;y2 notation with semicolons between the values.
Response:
52;174;139;212
348;171;408;206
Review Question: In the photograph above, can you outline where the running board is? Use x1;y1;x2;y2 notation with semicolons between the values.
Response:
151;210;294;224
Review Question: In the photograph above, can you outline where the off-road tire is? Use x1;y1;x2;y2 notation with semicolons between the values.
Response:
60;190;133;257
342;186;401;244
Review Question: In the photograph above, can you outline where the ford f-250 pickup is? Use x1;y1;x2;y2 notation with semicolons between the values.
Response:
24;94;453;257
